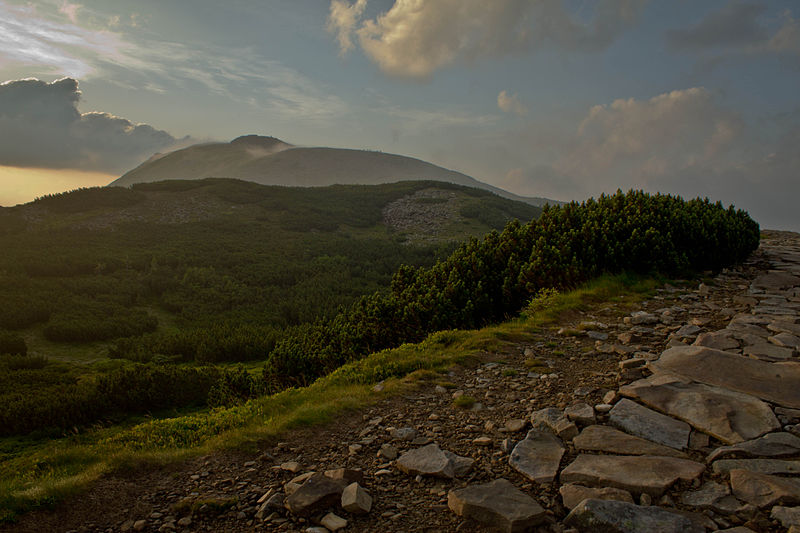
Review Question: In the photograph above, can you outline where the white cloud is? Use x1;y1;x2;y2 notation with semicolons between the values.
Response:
327;0;367;55
333;0;646;79
497;90;528;116
0;2;348;121
0;78;187;172
767;11;800;55
555;87;742;188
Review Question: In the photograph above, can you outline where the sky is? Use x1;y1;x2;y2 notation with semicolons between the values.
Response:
0;1;798;230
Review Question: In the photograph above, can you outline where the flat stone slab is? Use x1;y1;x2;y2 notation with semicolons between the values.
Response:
560;454;705;497
771;332;800;349
620;376;780;444
564;499;705;533
730;469;800;508
712;458;800;475
573;425;687;458
609;398;690;449
708;432;800;462
650;346;800;409
694;331;739;351
751;272;800;290
559;483;633;510
772;506;800;528
769;321;800;337
396;443;473;479
681;481;754;515
508;427;565;483
448;478;545;533
743;342;796;361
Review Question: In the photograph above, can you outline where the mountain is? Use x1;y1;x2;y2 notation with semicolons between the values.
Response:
111;135;559;207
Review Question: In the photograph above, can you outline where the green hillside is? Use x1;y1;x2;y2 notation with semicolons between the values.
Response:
0;179;539;436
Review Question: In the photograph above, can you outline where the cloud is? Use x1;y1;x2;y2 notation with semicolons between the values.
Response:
497;90;528;116
0;2;348;121
327;0;367;55
0;77;187;172
331;0;646;79
767;11;800;54
666;3;768;50
666;3;800;58
553;87;742;191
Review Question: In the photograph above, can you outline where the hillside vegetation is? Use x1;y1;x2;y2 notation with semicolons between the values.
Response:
0;179;539;437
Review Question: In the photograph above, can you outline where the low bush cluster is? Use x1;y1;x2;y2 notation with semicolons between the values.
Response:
264;190;759;389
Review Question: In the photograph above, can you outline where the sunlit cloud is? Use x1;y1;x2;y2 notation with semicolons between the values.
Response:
497;90;528;116
330;0;647;79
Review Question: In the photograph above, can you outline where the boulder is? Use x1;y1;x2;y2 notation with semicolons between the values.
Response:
620;376;780;444
707;432;800;462
395;443;472;479
730;469;800;508
284;473;348;516
564;499;705;533
508;427;565;483
341;482;372;514
560;454;704;497
609;398;690;449
448;478;545;533
573;425;687;458
649;346;800;409
558;483;633;510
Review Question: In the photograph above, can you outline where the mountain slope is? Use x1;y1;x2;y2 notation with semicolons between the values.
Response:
111;136;559;207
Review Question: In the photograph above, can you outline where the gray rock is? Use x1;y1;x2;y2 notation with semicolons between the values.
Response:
573;425;687;458
284;473;347;516
751;271;800;291
558;483;634;510
504;418;527;432
770;332;800;349
769;321;800;337
674;324;701;338
693;331;739;351
743;342;796;361
620;376;780;444
531;407;578;440
649;346;800;409
341;482;372;514
730;469;800;508
565;403;596;426
378;443;398;460
681;481;753;515
712;458;800;475
508;427;565;483
396;443;472;479
772;506;800;528
630;311;659;325
390;427;418;441
707;432;800;462
587;330;609;341
560;454;705;496
320;512;347;531
564;498;705;533
448;478;545;533
609;398;690;449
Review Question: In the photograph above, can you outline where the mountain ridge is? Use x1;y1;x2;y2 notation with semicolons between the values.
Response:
110;135;560;208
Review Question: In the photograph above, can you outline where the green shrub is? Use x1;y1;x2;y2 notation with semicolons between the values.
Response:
0;331;26;355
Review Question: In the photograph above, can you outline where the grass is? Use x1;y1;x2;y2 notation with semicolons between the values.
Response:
452;395;476;409
0;272;659;523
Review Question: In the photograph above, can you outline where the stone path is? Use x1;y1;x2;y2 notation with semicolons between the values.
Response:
6;231;800;533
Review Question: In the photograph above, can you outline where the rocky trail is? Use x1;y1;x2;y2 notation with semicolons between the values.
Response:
6;230;800;533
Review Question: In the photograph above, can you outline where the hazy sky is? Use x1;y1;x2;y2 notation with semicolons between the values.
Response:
0;1;798;230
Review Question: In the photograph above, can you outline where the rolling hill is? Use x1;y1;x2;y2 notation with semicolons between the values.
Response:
110;135;558;207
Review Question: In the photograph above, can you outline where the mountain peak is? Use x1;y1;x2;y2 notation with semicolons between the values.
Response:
230;135;290;148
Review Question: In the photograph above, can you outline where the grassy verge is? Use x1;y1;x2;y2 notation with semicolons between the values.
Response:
0;273;660;523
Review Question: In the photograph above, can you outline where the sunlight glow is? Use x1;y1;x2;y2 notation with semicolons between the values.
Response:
0;166;113;206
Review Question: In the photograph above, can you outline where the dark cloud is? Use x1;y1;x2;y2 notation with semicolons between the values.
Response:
665;3;768;50
0;77;185;172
